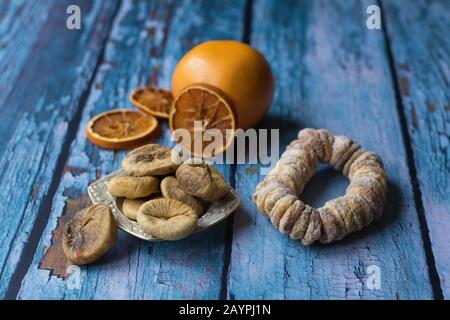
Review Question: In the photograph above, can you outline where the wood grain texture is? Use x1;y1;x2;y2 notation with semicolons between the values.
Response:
0;0;120;298
383;0;450;297
18;0;246;300
0;0;53;156
227;0;433;299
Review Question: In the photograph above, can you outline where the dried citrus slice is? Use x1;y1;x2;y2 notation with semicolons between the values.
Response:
169;84;236;157
129;86;172;118
86;109;158;150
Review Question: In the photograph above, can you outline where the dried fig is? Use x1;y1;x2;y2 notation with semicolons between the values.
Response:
207;166;228;201
161;176;205;216
122;144;179;176
269;194;297;229
108;175;159;199
263;184;294;214
122;198;146;220
62;204;117;265
289;203;312;240
255;181;287;213
278;199;305;234
175;159;227;202
137;198;198;240
301;208;322;245
318;206;343;243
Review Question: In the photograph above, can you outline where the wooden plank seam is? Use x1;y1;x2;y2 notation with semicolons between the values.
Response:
379;0;444;300
219;0;255;300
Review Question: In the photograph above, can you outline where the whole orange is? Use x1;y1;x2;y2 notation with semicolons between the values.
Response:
171;40;274;129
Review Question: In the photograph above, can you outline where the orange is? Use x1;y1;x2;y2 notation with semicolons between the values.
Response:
86;109;158;150
172;40;274;129
129;86;172;118
169;84;236;157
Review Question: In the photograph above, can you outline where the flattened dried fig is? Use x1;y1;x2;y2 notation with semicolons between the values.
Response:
122;144;179;176
255;181;284;213
263;184;294;214
62;204;117;265
108;175;159;199
161;176;205;216
278;199;305;234
318;207;339;243
301;208;322;245
289;203;311;240
207;166;228;201
176;161;212;199
269;194;297;229
176;159;227;202
122;198;146;220
137;198;198;240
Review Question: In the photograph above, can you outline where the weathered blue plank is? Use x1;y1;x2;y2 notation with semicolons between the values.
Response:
18;0;246;299
383;0;450;298
0;0;120;298
227;0;433;299
0;0;54;156
0;0;53;90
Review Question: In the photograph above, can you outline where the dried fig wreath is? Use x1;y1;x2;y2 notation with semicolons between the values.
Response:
253;128;387;245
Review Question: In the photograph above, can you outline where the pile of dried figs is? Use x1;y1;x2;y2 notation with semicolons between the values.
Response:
62;143;229;265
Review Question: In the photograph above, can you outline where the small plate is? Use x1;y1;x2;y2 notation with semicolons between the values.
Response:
88;170;241;241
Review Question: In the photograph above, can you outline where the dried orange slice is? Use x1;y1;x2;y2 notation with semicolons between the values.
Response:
169;84;236;158
86;109;158;150
129;86;172;118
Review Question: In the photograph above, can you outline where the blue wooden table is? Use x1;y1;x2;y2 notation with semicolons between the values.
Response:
0;0;448;300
